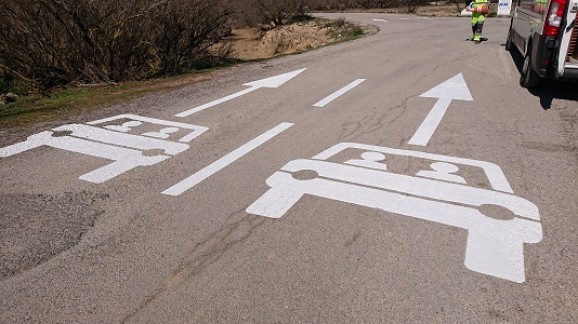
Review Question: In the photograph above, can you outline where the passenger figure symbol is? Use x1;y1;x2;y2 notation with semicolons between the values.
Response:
417;162;467;184
345;151;388;171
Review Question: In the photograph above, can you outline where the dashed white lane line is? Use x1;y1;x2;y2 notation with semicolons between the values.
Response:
313;79;366;108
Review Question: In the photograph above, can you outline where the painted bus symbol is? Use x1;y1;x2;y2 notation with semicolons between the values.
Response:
247;143;543;283
0;114;208;183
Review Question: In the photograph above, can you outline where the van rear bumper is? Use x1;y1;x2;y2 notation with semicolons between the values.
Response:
531;34;557;78
558;67;578;79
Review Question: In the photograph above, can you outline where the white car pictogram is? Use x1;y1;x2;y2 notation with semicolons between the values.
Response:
0;114;207;183
247;143;543;283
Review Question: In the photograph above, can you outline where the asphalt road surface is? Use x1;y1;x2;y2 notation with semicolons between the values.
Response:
1;13;577;323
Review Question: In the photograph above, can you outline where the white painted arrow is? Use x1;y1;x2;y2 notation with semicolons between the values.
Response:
175;68;306;117
408;73;473;146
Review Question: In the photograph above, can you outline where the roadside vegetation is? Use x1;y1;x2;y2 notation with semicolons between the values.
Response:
0;0;235;91
0;0;468;128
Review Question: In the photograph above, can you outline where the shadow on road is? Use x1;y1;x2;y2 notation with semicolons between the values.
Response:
504;44;578;110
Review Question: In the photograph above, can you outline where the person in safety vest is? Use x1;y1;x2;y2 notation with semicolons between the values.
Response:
533;0;548;14
466;0;489;43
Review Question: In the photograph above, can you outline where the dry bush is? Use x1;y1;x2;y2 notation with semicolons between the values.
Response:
308;0;402;10
0;0;233;91
233;0;310;27
402;0;428;13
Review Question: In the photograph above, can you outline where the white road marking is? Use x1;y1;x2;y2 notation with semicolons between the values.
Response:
247;143;542;283
175;68;306;117
372;18;388;22
408;73;473;146
313;79;366;108
176;87;256;117
312;143;513;192
89;114;208;143
163;122;294;196
0;115;207;183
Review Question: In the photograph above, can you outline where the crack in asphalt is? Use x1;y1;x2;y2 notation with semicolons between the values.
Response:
337;48;470;146
339;96;412;143
121;209;267;323
343;230;361;247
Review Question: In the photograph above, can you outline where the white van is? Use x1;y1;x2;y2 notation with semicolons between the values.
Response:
506;0;578;87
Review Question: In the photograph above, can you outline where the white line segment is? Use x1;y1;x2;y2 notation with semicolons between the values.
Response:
408;97;453;146
408;73;473;146
313;79;366;108
175;87;257;117
162;122;294;196
175;68;306;118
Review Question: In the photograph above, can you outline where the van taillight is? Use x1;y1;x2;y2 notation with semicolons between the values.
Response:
544;0;567;37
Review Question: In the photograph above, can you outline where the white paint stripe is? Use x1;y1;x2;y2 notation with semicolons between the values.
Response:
372;18;388;22
175;68;306;118
162;122;294;196
88;114;204;130
312;142;513;192
313;79;366;108
408;97;452;146
175;87;257;117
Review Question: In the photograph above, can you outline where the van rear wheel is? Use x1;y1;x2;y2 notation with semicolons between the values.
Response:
520;52;540;88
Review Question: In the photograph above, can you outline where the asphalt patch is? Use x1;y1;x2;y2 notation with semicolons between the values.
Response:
0;191;108;280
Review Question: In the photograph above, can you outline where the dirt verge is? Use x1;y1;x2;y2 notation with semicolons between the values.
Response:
220;19;375;60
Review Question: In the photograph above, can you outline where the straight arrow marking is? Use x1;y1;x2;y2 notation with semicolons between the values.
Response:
408;97;454;146
175;68;306;117
408;73;473;146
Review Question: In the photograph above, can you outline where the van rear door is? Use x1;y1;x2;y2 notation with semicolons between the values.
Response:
556;0;578;78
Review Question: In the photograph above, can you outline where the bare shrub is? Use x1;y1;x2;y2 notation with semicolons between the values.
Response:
333;16;347;27
401;0;427;13
308;0;402;10
0;0;233;91
234;0;310;27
